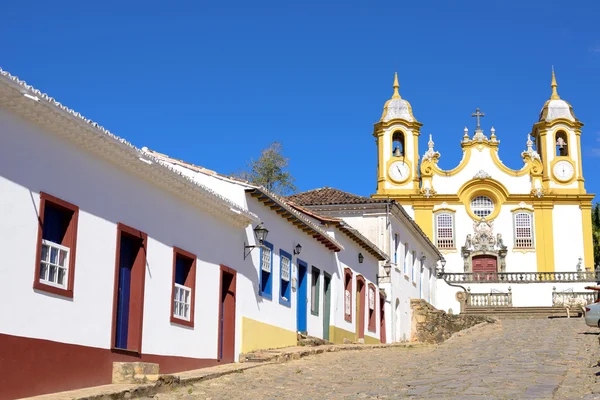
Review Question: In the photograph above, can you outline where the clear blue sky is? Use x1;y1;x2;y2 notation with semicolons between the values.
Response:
1;1;599;199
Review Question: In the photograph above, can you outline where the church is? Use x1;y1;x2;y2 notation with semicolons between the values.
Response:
371;71;597;312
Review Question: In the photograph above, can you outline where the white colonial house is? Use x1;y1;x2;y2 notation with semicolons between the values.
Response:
287;188;443;341
0;68;264;398
371;71;597;312
145;150;388;346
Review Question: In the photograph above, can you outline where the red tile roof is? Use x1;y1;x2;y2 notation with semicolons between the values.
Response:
287;187;388;206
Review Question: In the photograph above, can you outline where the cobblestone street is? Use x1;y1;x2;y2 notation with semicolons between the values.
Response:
148;318;600;399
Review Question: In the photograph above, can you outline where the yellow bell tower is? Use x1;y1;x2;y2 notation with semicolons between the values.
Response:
531;69;585;194
373;73;422;195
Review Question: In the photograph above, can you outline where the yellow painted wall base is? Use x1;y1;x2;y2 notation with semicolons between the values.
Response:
241;317;297;353
329;325;380;345
364;334;381;345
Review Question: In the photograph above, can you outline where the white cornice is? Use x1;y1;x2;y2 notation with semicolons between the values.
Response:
0;68;258;228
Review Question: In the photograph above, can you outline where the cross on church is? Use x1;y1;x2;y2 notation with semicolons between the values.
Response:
471;108;485;131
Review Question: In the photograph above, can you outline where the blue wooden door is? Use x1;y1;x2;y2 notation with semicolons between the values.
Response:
115;235;134;349
297;262;308;333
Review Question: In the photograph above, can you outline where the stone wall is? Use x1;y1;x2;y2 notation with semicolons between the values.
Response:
410;299;495;344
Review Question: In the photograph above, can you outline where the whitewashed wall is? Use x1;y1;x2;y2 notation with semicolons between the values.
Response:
0;108;245;360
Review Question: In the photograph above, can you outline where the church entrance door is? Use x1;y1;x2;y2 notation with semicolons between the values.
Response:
472;255;497;280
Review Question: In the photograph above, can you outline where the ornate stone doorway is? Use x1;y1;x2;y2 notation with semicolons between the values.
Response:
461;218;507;273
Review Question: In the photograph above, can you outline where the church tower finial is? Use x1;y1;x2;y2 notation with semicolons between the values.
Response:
550;67;560;100
392;72;401;99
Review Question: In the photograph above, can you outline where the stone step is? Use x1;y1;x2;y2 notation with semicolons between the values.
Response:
463;306;583;318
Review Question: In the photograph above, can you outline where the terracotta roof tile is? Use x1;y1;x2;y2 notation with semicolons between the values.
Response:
287;187;387;206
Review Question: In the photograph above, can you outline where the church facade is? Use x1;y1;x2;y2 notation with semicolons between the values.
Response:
372;72;596;311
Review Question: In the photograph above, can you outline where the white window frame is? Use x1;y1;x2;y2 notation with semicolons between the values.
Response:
513;211;535;249
281;254;291;282
412;250;417;282
39;239;70;289
261;246;272;273
470;195;494;218
434;213;455;249
173;283;192;321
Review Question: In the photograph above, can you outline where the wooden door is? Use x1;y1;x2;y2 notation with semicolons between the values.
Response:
472;255;497;281
219;266;236;363
356;277;365;340
322;273;331;341
112;224;146;352
380;293;386;344
297;262;308;333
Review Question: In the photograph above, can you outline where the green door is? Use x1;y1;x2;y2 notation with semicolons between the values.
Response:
323;273;331;341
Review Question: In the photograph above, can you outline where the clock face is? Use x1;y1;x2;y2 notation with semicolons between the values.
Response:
553;160;575;182
388;161;410;182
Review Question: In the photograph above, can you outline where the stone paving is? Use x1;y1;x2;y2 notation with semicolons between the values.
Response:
144;318;600;399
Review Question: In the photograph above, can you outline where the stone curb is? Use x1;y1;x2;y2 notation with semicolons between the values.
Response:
37;343;427;400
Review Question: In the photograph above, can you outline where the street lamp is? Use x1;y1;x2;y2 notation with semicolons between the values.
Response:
294;243;302;255
244;223;269;259
358;253;364;264
377;263;392;283
437;257;447;278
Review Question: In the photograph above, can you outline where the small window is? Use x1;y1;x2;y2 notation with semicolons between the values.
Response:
311;267;321;315
171;248;196;327
368;284;377;332
279;250;292;307
259;241;273;299
344;268;352;322
555;131;568;157
435;213;455;249
514;212;534;248
403;245;409;275
392;131;405;157
34;192;79;298
470;196;494;218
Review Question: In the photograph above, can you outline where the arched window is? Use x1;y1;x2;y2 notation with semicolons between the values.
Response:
470;196;494;218
435;213;455;249
514;212;534;248
555;131;568;157
392;131;405;157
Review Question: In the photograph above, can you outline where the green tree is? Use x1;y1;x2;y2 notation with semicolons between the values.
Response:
593;202;600;268
237;142;297;195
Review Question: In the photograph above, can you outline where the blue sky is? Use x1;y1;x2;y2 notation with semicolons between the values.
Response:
1;1;599;199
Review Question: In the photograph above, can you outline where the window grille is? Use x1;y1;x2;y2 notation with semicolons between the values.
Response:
173;283;192;321
345;290;351;315
261;246;271;273
436;213;454;248
470;196;494;218
369;287;375;310
281;255;290;282
514;212;534;248
39;240;69;289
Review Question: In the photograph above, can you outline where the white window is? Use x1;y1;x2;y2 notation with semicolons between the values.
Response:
261;246;272;273
345;290;351;315
435;213;455;248
173;283;191;321
39;240;70;289
471;196;494;218
403;245;409;275
514;212;534;248
369;286;375;310
281;255;290;282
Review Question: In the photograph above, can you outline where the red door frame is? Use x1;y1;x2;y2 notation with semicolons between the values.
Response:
110;223;147;354
218;265;237;363
355;275;366;339
379;292;386;344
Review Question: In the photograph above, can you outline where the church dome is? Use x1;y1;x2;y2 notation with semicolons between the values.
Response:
380;73;416;122
538;70;577;122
